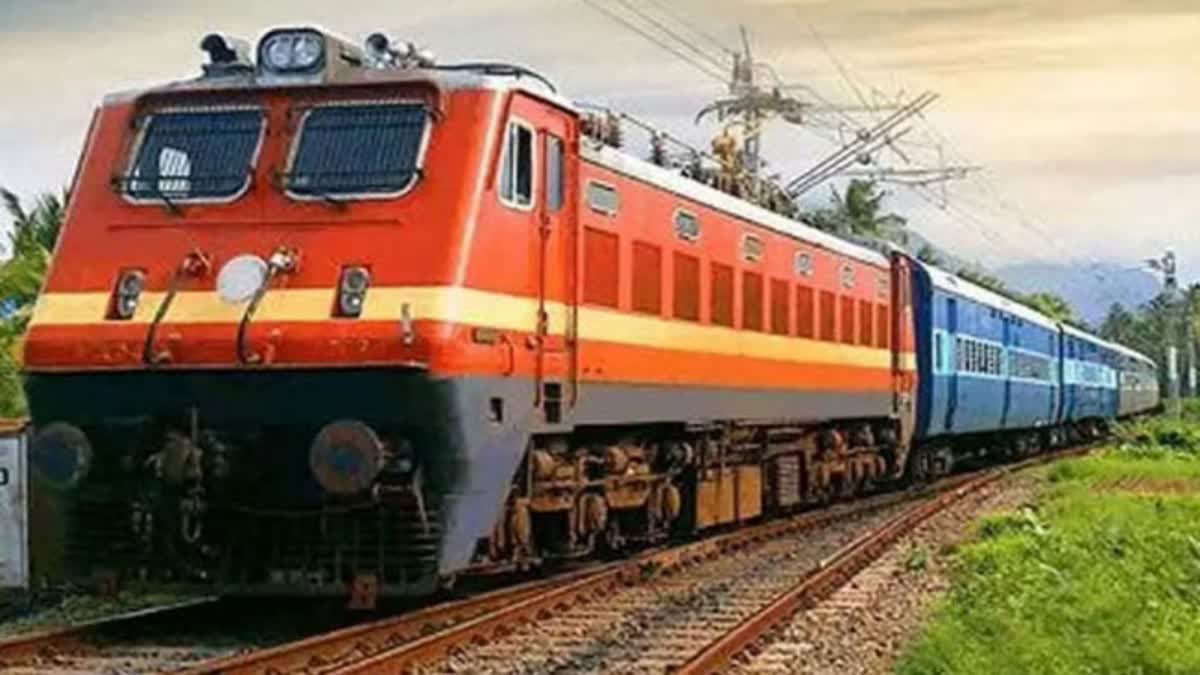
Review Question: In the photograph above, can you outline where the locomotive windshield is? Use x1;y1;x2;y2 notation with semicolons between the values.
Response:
284;102;428;198
123;108;264;202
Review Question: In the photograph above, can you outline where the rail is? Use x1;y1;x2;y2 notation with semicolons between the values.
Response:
675;445;1089;674
190;471;990;675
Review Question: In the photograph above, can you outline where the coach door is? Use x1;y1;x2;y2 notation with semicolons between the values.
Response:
944;297;959;431
1000;316;1013;428
533;113;578;425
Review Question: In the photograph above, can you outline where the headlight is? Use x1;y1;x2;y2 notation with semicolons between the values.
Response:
111;269;145;320
216;254;268;305
260;30;325;72
293;33;323;68
337;266;370;317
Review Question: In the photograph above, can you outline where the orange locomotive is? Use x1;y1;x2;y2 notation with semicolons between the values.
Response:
25;27;917;597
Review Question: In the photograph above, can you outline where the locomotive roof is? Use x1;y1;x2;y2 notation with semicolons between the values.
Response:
582;143;891;268
103;65;577;112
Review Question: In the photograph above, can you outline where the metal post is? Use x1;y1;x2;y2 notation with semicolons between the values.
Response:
1188;285;1198;402
1150;250;1182;417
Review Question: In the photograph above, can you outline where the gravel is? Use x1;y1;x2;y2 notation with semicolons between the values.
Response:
734;473;1041;675
417;501;916;675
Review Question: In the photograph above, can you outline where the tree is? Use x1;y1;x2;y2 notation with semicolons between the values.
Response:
915;244;944;267
955;266;1009;295
0;187;67;330
805;179;908;245
0;187;68;415
1024;292;1077;324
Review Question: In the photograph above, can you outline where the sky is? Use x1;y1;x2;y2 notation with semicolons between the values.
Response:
0;0;1196;282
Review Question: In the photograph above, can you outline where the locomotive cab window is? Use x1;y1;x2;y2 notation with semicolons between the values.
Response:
286;102;428;199
498;119;536;209
122;107;264;202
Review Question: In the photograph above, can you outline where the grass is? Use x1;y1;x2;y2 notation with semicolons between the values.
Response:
897;409;1200;675
0;590;196;637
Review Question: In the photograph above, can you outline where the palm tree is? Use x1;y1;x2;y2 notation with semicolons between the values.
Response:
0;187;67;331
1024;292;1078;325
0;187;68;416
805;179;909;245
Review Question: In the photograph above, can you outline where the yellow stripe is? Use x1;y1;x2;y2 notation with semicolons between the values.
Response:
30;287;905;369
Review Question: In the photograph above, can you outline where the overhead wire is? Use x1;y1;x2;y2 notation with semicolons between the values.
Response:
642;0;737;56
576;0;728;84
613;0;732;74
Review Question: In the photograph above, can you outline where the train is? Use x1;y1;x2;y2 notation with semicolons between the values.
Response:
22;26;1159;601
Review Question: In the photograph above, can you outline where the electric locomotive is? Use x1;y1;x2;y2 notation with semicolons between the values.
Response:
22;26;1157;601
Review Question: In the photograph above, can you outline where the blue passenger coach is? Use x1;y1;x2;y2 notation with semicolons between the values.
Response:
1110;341;1161;417
911;260;1061;440
1058;324;1120;424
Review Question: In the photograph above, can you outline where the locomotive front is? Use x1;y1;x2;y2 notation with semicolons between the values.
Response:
23;28;526;598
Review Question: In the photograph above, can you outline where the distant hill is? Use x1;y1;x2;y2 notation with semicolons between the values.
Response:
996;262;1160;327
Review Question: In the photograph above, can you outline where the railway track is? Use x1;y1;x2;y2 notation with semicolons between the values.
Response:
0;596;354;674
178;461;1029;674
0;447;1083;674
675;447;1086;675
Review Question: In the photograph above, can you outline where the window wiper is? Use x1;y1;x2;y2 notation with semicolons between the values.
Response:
144;180;183;217
309;188;347;211
277;172;347;210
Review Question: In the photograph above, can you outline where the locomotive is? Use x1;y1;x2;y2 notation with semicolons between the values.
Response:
23;26;1158;600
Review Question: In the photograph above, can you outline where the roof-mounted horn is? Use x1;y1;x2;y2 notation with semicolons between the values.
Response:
364;32;435;69
199;33;253;76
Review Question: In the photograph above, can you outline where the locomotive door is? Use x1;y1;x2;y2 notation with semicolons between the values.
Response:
533;114;578;423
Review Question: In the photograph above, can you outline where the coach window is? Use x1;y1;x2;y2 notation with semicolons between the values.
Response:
674;209;700;242
545;134;564;212
794;251;814;277
742;234;764;263
935;333;945;372
586;181;619;215
500;119;535;209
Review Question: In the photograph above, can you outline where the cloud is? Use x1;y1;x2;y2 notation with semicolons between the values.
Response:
0;0;1197;281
